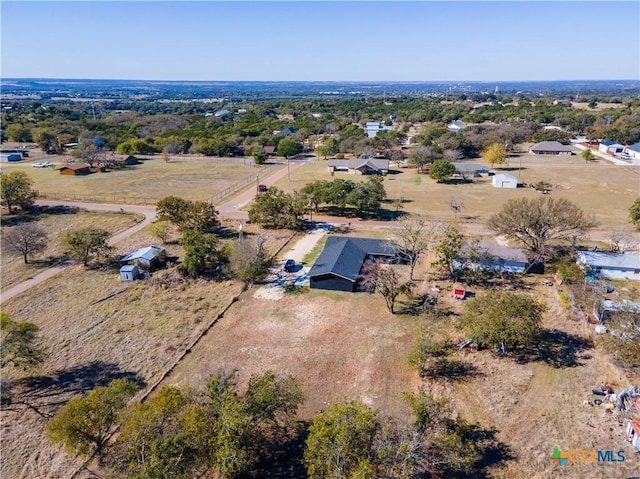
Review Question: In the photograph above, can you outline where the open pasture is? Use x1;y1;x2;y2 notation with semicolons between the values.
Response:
1;155;266;204
276;153;639;227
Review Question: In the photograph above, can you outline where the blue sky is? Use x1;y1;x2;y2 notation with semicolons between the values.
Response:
1;1;638;81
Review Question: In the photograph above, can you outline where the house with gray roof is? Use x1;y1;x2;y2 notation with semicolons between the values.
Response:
458;242;540;274
451;162;489;178
121;245;166;269
577;251;640;281
276;127;299;136
529;141;573;155
308;236;396;291
327;157;389;175
623;142;640;160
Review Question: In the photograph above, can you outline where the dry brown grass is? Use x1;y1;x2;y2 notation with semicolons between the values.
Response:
1;209;142;289
274;154;639;228
1;155;265;203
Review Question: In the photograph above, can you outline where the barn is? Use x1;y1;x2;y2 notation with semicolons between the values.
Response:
308;236;395;292
59;163;91;175
492;173;518;188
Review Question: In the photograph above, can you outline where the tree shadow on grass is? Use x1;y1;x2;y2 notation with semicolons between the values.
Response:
454;424;515;479
1;205;80;227
16;361;145;406
421;357;485;382
512;329;593;368
246;421;309;479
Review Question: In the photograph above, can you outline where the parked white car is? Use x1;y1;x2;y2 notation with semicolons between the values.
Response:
32;162;53;168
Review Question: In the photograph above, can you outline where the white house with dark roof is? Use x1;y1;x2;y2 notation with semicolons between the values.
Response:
599;141;624;155
577;252;640;281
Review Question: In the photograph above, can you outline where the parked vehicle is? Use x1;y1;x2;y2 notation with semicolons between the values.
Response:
284;259;295;272
257;184;268;192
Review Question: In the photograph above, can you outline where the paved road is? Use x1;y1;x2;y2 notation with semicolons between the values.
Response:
0;162;298;303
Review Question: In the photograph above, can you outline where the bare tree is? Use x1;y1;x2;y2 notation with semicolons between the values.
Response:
488;197;596;263
72;141;104;167
410;146;439;173
361;261;409;313
448;197;465;219
3;224;48;264
442;148;463;162
609;227;638;253
229;235;268;284
392;215;437;282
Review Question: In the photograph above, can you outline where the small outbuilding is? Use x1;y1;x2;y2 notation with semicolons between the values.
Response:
119;264;139;282
529;141;573;155
492;173;518;188
447;120;467;132
626;421;640;452
623;142;640;160
0;153;22;162
59;163;91;175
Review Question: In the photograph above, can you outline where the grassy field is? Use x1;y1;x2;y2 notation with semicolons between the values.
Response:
1;208;142;289
1;155;266;203
275;152;639;228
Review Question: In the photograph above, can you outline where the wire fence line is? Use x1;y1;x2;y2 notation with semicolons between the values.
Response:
37;163;282;206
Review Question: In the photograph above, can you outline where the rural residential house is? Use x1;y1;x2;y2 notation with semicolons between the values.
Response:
529;141;573;155
276;127;299;136
447;120;467;132
121;245;166;270
492;173;518;188
598;141;624;155
577;251;640;281
451;162;489;178
623;142;640;160
459;242;537;274
309;236;396;292
327;157;389;175
364;122;392;138
59;163;91;175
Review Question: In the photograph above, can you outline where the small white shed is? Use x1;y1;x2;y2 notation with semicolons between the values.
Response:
119;264;139;282
492;174;517;188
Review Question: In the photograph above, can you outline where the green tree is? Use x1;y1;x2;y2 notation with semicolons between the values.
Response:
428;159;455;183
3;223;48;264
181;229;223;277
277;138;304;158
248;187;305;230
34;130;59;153
481;142;506;168
146;220;171;245
47;379;139;459
487;196;596;262
630;198;640;226
1;171;38;214
157;196;219;233
0;313;45;368
432;224;464;281
64;228;111;266
251;146;268;165
460;291;546;350
304;401;377;479
581;148;595;163
4;124;32;142
114;387;198;478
